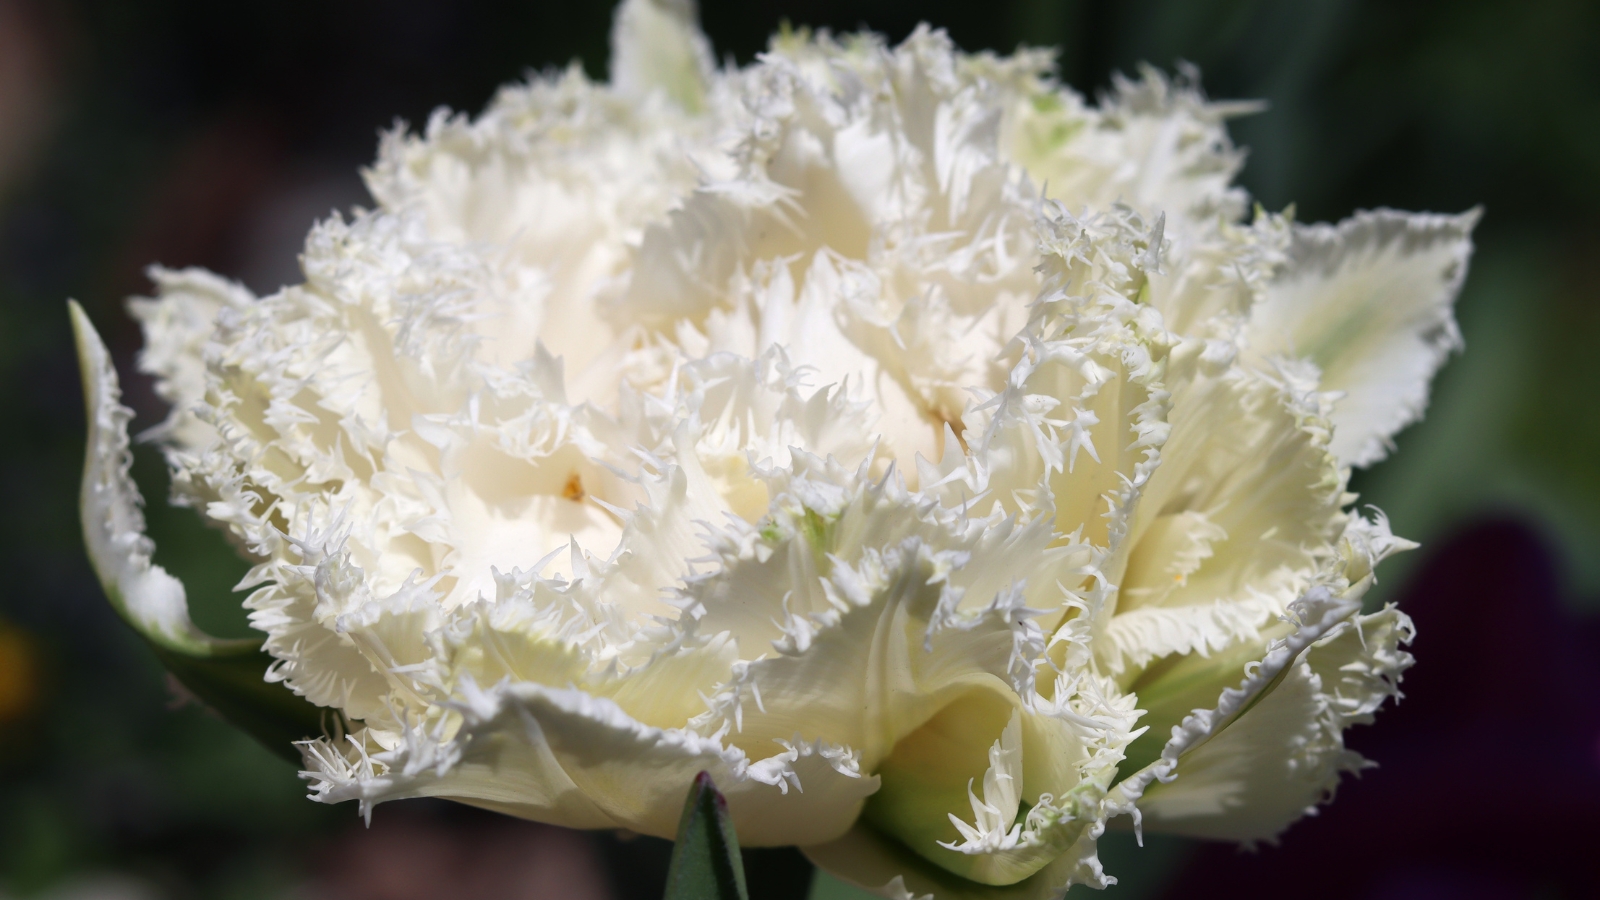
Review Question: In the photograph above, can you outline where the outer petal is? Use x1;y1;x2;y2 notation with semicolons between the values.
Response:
72;302;323;757
126;265;252;450
608;0;713;113
72;300;234;656
1246;208;1479;467
1106;586;1359;828
693;472;1074;762
1105;547;1416;847
806;819;1110;900
1112;510;1410;776
301;680;879;846
1133;604;1413;841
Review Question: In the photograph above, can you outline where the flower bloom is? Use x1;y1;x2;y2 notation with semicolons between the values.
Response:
74;2;1476;897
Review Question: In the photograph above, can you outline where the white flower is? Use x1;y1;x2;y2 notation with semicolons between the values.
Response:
74;2;1476;897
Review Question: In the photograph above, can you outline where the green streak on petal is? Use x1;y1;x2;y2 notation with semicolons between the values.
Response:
800;506;839;570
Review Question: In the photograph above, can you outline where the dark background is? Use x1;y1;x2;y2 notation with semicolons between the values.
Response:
2;1;1597;898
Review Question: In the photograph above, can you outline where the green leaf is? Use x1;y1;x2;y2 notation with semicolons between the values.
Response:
664;772;749;900
149;642;330;765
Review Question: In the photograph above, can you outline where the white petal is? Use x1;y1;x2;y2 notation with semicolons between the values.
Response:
1132;605;1413;841
303;680;879;846
1112;510;1410;776
1010;65;1256;242
973;206;1173;552
1104;366;1346;676
362;65;706;402
708;537;1016;766
608;0;713;112
805;819;1110;900
245;528;399;722
1106;585;1359;825
683;461;1130;886
1247;208;1479;467
126;265;251;449
690;460;1089;754
70;301;244;656
1103;595;1278;677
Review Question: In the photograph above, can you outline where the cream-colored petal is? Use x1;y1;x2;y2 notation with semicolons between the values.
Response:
677;349;882;521
1008;65;1256;244
126;266;252;450
246;535;405;724
1133;605;1413;841
687;451;1067;662
1112;509;1409;776
608;0;713;113
680;459;1132;886
805;818;1111;900
1106;586;1357;821
303;680;879;846
71;301;246;657
705;533;1024;766
363;60;706;400
1247;208;1479;467
1103;365;1346;678
971;206;1172;554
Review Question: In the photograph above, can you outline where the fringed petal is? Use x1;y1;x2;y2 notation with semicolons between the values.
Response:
1132;604;1413;841
1247;208;1480;467
609;0;714;113
71;301;235;655
301;679;879;846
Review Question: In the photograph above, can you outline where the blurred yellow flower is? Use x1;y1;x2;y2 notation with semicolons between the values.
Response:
0;621;38;726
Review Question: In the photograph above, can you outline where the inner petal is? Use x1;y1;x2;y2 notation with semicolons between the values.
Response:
863;691;1082;886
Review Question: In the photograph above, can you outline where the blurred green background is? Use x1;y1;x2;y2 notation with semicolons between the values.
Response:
1;1;1596;898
